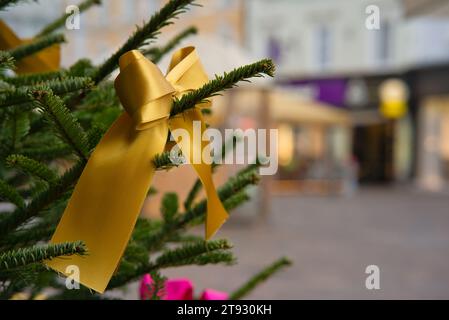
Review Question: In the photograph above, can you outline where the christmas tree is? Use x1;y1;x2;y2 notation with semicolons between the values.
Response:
0;0;290;299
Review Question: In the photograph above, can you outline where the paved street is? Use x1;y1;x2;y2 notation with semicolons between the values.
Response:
122;186;449;299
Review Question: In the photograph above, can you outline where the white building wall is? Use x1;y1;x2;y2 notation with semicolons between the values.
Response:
245;0;449;78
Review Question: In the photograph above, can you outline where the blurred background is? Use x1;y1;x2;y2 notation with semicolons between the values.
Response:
3;0;449;299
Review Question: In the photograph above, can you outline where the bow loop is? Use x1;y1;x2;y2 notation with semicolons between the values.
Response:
115;50;175;130
166;46;211;108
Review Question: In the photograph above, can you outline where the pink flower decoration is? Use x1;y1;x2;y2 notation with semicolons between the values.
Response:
140;274;228;300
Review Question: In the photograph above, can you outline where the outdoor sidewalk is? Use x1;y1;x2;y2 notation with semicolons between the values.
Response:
121;186;449;299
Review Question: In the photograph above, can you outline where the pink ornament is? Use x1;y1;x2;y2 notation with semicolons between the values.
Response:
139;274;228;300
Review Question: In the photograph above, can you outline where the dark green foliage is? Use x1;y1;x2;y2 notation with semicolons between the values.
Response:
161;192;179;223
8;34;65;62
143;26;198;63
0;160;85;237
4;70;68;87
92;0;198;83
0;241;87;270
171;59;275;116
0;76;93;108
155;239;233;268
0;0;34;11
31;89;89;160
229;257;292;300
6;154;57;183
0;51;14;72
143;271;167;300
0;178;24;208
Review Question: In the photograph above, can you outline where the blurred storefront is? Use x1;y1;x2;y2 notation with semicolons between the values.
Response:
412;64;449;192
213;86;353;196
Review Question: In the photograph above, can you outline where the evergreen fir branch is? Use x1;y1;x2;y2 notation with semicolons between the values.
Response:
155;239;232;268
141;169;259;252
179;171;259;227
0;179;25;208
0;241;86;270
31;90;89;160
222;191;250;212
146;271;167;300
0;51;14;72
6;154;58;183
143;26;198;64
183;178;202;210
36;0;102;37
21;143;71;160
186;250;236;266
108;239;232;289
0;0;34;11
161;192;178;223
86;124;105;150
153;151;179;170
67;58;95;77
10;109;30;150
167;233;203;243
119;241;150;276
170;59;275;117
0;160;85;237
130;218;163;243
4;70;67;87
8;33;65;62
0;224;55;250
229;257;292;300
0;76;93;108
92;0;197;83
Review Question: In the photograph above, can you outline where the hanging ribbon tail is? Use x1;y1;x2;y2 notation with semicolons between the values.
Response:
166;47;229;239
169;108;229;240
0;20;60;74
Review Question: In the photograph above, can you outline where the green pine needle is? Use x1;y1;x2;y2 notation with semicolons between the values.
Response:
9;109;30;150
229;257;292;300
31;89;89;160
0;179;25;208
4;70;67;87
0;76;93;108
0;51;15;71
8;33;65;62
6;154;58;183
0;241;87;270
179;170;259;227
93;0;198;83
161;192;179;223
109;239;233;289
143;26;198;64
170;59;275;117
0;160;85;237
0;0;34;11
155;239;233;268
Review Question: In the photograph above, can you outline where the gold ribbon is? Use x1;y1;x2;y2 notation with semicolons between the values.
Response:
45;47;229;293
0;20;60;74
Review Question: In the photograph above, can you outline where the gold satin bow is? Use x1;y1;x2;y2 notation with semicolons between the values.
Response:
0;20;60;74
46;47;228;293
